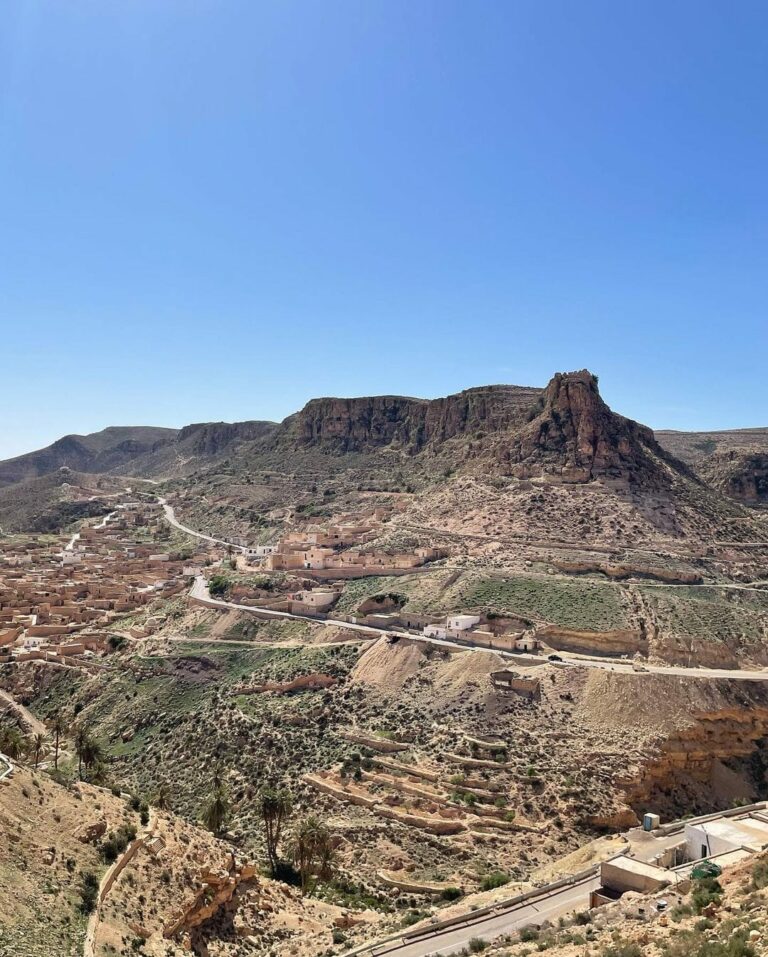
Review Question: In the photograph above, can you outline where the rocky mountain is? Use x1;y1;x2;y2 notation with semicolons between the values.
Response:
0;426;177;487
696;448;768;504
656;427;768;463
496;370;680;484
0;420;277;487
274;371;695;491
1;372;764;541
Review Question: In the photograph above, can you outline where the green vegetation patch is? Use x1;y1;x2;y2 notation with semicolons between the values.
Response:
458;574;629;630
640;586;768;646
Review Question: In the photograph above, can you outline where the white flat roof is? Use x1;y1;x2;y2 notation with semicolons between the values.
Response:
687;816;768;849
603;856;670;879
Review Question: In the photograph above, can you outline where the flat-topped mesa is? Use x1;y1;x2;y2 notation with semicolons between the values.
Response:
500;370;665;484
278;384;542;452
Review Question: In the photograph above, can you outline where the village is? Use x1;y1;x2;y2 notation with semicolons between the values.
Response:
0;498;203;667
0;489;543;671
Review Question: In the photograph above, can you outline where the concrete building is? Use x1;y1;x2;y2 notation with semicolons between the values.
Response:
685;817;768;860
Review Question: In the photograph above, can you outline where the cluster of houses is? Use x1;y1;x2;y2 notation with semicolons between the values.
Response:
243;520;446;577
0;501;198;665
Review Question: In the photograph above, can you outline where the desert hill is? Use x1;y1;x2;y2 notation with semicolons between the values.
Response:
0;426;177;487
0;420;278;488
0;469;125;534
656;426;768;464
1;372;765;545
0;758;381;957
657;427;768;505
167;371;766;550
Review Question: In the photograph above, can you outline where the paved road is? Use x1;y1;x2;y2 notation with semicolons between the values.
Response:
190;577;768;682
165;506;768;683
136;634;368;650
362;873;600;957
159;498;246;551
190;576;392;637
554;655;768;681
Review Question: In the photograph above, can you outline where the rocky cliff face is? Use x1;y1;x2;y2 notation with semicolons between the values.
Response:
494;370;677;484
276;371;691;488
279;385;542;452
176;420;277;457
698;449;768;504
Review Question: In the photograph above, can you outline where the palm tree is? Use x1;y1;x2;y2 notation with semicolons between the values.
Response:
201;783;230;836
32;732;47;769
82;736;103;777
74;726;102;781
49;716;64;770
291;815;333;895
258;786;293;875
153;781;171;811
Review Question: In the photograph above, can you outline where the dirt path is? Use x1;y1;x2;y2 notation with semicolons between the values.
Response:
84;810;157;957
0;689;47;736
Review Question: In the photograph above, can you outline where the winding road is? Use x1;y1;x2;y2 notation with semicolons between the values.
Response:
187;577;768;682
158;497;245;550
158;500;768;683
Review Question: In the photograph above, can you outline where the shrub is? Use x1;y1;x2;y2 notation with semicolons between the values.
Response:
468;939;487;953
440;886;463;901
100;824;137;863
691;876;723;914
752;856;768;889
78;871;99;914
659;928;757;957
208;574;231;597
480;871;510;891
400;910;424;928
601;943;643;957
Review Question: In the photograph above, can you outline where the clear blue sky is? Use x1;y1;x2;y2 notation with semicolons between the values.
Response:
1;1;766;458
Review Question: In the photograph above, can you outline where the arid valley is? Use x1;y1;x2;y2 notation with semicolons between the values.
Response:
1;371;768;957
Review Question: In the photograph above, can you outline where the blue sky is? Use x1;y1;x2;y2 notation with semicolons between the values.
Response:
1;1;766;458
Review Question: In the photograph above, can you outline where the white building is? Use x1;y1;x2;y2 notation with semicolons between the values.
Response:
685;817;768;861
447;615;481;632
423;623;447;640
246;545;279;560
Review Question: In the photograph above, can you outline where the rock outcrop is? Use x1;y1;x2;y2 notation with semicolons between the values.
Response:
176;420;277;457
499;370;674;484
698;449;768;504
273;371;698;493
